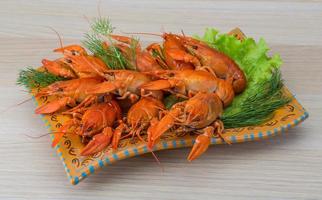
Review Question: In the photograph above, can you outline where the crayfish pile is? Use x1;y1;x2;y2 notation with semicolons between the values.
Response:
30;30;248;161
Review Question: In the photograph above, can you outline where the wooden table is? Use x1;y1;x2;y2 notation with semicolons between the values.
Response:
0;0;321;199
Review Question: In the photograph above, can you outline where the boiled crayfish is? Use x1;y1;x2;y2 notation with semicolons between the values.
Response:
31;29;246;162
35;77;104;114
141;69;235;107
42;45;109;79
143;32;247;93
51;99;122;156
147;92;227;161
112;97;165;149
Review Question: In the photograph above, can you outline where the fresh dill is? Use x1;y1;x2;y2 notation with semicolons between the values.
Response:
163;94;184;110
192;28;290;128
82;17;136;70
222;71;291;128
90;17;114;35
151;47;168;69
17;68;66;89
128;37;139;69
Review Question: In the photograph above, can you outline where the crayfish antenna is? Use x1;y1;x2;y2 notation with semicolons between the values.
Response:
24;131;72;148
97;0;102;19
83;14;91;25
24;131;63;139
44;26;64;54
181;29;186;37
0;97;32;114
120;31;163;37
46;26;87;56
149;149;164;172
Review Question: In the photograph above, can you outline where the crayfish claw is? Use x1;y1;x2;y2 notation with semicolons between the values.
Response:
112;122;127;150
147;108;180;149
35;97;73;114
147;117;159;149
187;127;213;161
80;127;113;156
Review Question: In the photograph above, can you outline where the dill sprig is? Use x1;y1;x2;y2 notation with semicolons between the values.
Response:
222;71;291;128
17;68;66;89
163;94;184;110
151;47;168;69
82;17;136;70
83;33;126;69
128;37;139;67
90;17;114;35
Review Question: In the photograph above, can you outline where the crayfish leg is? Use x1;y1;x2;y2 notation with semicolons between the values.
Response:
62;95;98;115
213;120;230;145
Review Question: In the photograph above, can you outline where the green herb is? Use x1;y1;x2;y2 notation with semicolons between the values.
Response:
90;17;114;35
82;17;136;70
221;71;290;128
151;47;168;69
163;94;185;110
17;68;66;89
128;37;139;68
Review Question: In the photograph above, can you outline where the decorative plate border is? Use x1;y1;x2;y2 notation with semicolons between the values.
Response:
31;88;308;185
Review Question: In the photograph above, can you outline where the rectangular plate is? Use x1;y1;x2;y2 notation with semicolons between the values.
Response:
31;86;308;185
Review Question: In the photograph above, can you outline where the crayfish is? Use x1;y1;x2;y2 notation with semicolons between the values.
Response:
140;32;247;93
147;92;227;161
30;29;247;162
141;69;235;107
51;99;122;156
111;96;165;149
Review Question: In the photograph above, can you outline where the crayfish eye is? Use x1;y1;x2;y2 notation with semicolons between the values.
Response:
87;127;93;132
168;72;175;77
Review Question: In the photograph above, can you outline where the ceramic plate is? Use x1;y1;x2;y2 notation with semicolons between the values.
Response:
29;28;308;184
31;86;308;185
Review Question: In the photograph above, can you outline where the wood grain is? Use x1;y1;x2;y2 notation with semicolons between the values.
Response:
0;0;321;199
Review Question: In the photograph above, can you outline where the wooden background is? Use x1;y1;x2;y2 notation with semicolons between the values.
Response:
0;0;321;199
